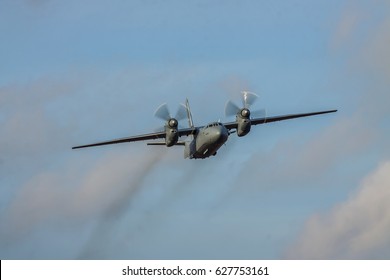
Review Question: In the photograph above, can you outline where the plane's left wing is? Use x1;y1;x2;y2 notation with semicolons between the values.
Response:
72;127;199;149
223;109;337;130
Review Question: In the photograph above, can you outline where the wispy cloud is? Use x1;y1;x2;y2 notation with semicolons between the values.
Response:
330;2;363;50
0;148;165;255
78;150;165;259
0;72;169;258
284;1;390;259
0;76;83;159
284;161;390;259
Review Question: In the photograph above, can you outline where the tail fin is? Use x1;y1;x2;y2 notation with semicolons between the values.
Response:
185;98;194;128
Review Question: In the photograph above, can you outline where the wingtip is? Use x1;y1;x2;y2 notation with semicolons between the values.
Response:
72;146;83;150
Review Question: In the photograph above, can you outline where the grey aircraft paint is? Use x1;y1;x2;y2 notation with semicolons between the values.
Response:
72;97;337;159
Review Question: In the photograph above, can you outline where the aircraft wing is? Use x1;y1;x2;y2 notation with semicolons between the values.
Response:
223;109;337;130
72;127;198;149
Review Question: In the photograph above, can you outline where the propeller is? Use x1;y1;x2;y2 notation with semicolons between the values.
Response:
154;103;187;121
242;91;258;108
225;91;266;118
225;100;241;117
154;103;187;130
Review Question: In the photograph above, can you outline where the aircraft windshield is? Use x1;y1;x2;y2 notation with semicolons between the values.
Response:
206;122;222;128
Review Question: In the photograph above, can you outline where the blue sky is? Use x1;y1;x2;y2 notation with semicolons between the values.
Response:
1;0;390;259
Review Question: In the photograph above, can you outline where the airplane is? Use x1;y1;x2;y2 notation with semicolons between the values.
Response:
72;91;337;159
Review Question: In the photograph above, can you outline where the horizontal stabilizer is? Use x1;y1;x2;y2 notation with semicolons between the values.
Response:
146;142;166;145
147;141;186;146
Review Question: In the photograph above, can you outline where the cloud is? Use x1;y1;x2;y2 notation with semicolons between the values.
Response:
0;76;83;159
0;73;169;258
78;149;165;259
287;113;376;177
230;111;374;192
237;0;390;188
284;161;390;259
0;148;164;237
355;17;390;123
281;1;390;260
330;0;365;51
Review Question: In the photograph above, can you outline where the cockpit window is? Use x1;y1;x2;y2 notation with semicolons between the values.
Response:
206;122;222;128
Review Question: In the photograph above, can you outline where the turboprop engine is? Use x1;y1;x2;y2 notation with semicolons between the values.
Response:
154;103;187;147
225;91;265;137
236;108;251;136
165;118;179;146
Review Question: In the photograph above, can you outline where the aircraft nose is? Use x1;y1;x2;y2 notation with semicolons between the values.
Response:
212;126;228;143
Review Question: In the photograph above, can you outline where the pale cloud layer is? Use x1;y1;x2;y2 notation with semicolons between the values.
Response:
330;2;362;50
0;148;165;254
285;161;390;259
284;1;390;259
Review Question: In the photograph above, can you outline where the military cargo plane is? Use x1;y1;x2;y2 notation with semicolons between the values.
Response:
72;91;337;159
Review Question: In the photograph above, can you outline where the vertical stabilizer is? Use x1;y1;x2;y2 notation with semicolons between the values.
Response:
185;98;194;128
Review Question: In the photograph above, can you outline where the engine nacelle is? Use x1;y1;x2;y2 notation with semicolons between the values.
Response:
237;118;251;136
165;118;179;146
236;108;251;137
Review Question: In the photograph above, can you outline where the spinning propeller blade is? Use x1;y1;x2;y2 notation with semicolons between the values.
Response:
154;103;188;121
154;103;171;121
175;104;187;121
225;91;264;118
225;100;241;117
242;91;258;108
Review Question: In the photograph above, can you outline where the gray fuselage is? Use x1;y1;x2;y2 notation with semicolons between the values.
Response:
187;122;229;159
